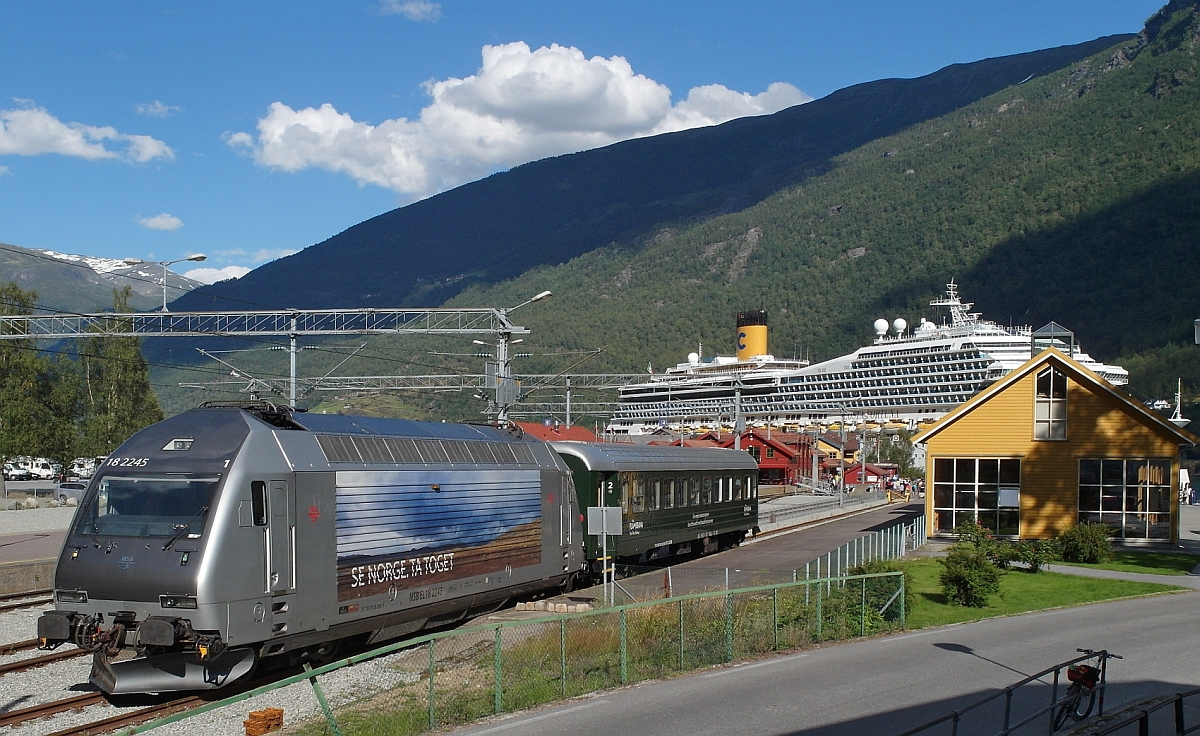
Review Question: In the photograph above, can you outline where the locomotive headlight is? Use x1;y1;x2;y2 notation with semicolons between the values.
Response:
55;590;88;604
159;595;198;609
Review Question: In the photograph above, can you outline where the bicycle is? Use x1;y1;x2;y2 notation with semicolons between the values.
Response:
1053;649;1121;730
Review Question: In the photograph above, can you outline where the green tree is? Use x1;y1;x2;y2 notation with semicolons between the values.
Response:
0;283;81;465
78;287;164;456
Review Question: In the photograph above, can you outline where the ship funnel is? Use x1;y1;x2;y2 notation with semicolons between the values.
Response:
736;310;768;361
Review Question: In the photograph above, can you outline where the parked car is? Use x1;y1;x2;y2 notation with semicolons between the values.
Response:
3;463;31;481
56;482;88;506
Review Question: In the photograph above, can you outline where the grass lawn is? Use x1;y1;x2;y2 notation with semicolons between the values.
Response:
904;557;1185;629
1055;551;1199;576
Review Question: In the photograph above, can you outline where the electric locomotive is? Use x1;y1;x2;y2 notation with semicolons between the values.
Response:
37;402;584;694
36;402;759;695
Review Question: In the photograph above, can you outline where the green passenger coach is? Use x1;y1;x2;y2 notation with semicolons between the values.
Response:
549;442;760;571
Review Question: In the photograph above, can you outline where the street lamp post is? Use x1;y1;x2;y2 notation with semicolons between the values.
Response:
480;290;552;423
123;254;207;311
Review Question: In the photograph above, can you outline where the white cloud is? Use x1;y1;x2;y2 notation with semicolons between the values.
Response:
182;265;251;284
0;104;175;163
380;0;441;21
138;213;184;231
230;42;809;199
136;100;181;118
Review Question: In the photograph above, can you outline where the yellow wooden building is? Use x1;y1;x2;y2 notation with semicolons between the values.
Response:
913;348;1196;543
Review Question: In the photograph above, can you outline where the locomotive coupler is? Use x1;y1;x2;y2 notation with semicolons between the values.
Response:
195;634;227;661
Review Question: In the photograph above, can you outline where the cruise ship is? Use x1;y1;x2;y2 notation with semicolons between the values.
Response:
609;281;1128;435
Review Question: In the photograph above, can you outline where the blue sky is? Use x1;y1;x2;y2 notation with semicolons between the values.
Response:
0;1;1165;284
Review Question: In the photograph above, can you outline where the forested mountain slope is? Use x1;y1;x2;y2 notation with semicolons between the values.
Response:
440;0;1200;401
172;35;1127;312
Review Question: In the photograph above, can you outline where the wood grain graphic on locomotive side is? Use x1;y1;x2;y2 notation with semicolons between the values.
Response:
333;468;543;601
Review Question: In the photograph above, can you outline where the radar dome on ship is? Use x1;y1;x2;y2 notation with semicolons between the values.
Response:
688;352;700;365
873;318;889;335
893;318;907;334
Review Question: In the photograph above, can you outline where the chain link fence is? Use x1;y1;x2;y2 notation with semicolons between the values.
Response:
133;571;904;736
131;517;923;736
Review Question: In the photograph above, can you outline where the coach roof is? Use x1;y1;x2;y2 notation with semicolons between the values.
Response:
549;442;758;472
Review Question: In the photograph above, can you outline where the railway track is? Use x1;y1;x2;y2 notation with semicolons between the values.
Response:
0;692;107;730
0;646;89;676
0;595;54;614
2;637;40;654
44;695;206;736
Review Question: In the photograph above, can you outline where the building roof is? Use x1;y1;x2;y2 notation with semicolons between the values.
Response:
912;348;1199;447
514;421;598;443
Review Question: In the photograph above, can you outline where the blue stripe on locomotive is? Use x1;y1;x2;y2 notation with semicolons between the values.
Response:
334;469;542;563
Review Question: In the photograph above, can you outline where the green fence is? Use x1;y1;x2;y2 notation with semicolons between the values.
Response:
130;571;904;736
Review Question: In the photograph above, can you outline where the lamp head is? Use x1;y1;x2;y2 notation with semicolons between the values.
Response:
186;253;207;262
531;290;552;302
123;258;145;265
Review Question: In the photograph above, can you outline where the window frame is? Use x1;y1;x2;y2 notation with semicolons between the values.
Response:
1034;366;1068;441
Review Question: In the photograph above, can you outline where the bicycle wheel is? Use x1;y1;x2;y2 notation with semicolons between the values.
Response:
1053;683;1083;730
1070;686;1096;721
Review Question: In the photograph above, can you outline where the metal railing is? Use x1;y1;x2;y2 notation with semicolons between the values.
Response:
588;515;925;604
1086;687;1200;735
128;571;906;735
899;649;1121;736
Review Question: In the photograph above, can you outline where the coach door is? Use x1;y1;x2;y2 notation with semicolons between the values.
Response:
267;480;295;592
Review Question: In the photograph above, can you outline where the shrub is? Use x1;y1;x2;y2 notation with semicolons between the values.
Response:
1058;522;1114;564
952;518;992;548
849;558;915;616
939;544;1002;607
1014;539;1061;573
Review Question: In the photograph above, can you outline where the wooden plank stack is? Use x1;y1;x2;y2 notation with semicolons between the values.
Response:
243;708;284;735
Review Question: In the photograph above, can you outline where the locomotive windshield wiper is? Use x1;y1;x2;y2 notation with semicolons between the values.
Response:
162;506;209;551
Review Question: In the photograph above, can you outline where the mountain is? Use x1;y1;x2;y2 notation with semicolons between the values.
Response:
435;0;1200;400
0;242;203;313
173;34;1131;312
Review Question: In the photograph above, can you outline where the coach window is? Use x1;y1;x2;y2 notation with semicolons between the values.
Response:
632;478;646;513
678;477;689;507
648;479;660;511
662;479;675;509
715;477;724;503
748;475;757;499
733;476;743;501
620;476;629;513
702;476;713;504
688;478;701;506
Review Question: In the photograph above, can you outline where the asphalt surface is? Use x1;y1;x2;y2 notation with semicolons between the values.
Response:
451;591;1198;736
0;531;65;564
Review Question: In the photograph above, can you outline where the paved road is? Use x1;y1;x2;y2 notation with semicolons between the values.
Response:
0;530;65;564
452;591;1198;736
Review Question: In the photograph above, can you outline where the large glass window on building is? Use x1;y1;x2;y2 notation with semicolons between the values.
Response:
1034;367;1067;440
933;458;1021;536
1078;459;1172;540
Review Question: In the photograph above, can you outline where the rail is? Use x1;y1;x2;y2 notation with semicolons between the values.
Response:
1086;687;1200;735
899;649;1121;736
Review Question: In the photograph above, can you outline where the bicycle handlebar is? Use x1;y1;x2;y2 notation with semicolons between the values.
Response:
1076;648;1122;659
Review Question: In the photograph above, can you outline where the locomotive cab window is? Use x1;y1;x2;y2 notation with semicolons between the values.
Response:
75;474;220;538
